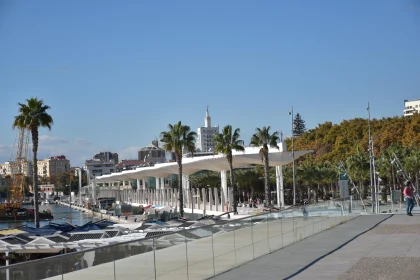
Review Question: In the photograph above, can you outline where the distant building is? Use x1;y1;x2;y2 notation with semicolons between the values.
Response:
84;159;116;178
39;184;55;199
404;99;420;116
138;140;167;164
93;152;119;164
37;156;70;178
0;161;33;177
195;106;219;153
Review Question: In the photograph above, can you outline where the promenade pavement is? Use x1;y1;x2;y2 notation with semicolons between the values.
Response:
213;213;420;280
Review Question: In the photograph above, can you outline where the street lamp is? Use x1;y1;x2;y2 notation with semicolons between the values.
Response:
67;181;72;224
289;107;296;206
367;103;379;213
75;168;82;207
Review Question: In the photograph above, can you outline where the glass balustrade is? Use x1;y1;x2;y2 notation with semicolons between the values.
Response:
0;199;356;280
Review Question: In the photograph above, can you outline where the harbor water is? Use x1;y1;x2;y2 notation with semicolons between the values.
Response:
0;203;97;230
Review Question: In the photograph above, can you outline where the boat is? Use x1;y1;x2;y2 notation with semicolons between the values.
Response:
0;206;54;222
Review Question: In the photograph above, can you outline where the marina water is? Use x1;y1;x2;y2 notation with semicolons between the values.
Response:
0;204;97;230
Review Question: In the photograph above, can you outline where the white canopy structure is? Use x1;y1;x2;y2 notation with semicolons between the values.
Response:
94;142;312;211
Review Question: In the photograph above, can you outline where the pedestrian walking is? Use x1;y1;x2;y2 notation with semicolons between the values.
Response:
403;180;415;216
303;200;309;219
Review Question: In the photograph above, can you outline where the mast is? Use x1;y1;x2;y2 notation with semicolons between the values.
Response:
367;103;378;213
10;128;29;208
289;107;296;206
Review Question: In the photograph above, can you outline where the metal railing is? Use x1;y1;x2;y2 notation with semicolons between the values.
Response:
0;200;357;280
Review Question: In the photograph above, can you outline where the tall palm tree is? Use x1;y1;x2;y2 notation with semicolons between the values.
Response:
250;126;280;207
160;121;196;216
13;98;53;228
213;125;245;214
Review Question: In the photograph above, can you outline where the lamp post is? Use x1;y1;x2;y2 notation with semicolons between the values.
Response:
76;168;82;207
289;107;296;206
68;179;72;224
367;103;378;213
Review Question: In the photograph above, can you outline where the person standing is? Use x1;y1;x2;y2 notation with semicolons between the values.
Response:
403;180;415;216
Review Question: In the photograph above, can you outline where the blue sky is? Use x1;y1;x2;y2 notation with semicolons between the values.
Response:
0;0;419;166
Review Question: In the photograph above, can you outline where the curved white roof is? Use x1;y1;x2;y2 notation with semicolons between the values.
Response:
96;143;312;182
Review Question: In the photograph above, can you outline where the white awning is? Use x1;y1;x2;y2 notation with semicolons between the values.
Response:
96;145;312;182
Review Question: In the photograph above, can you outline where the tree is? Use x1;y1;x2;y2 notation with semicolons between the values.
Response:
160;121;196;216
346;146;370;199
293;113;306;136
13;97;53;228
213;125;245;214
250;126;280;207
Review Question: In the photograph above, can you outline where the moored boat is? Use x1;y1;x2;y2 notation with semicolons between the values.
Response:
0;207;54;222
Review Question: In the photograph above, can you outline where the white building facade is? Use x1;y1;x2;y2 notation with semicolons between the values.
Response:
0;161;33;177
196;107;219;152
404;99;420;116
83;159;116;178
37;156;70;178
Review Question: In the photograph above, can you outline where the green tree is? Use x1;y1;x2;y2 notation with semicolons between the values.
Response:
346;146;370;199
250;126;280;207
13;97;53;228
160;121;197;216
293;113;306;136
213;125;245;214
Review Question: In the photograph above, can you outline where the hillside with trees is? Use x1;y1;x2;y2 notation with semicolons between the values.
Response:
187;114;420;206
288;114;420;163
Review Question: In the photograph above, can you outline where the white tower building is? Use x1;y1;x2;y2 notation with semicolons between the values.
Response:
196;106;219;152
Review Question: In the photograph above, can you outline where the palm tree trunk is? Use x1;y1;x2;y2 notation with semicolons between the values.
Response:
361;180;367;199
176;154;184;217
31;128;40;228
307;186;310;201
229;158;237;214
264;153;271;207
316;183;319;202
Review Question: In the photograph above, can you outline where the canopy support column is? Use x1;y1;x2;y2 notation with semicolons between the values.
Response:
220;170;228;211
275;166;285;208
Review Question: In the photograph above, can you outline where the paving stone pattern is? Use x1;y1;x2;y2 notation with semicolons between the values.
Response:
213;215;391;280
214;213;420;280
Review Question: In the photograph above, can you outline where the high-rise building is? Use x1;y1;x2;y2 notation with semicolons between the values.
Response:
195;106;219;153
403;99;420;116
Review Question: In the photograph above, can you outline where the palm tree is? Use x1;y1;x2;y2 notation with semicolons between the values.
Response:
213;125;245;214
160;121;196;216
250;126;280;207
13;98;53;228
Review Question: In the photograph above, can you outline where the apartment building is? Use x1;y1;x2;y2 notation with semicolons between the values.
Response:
403;99;420;116
0;161;33;177
37;155;71;177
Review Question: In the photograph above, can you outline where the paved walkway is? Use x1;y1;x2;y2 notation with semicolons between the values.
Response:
212;213;420;280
